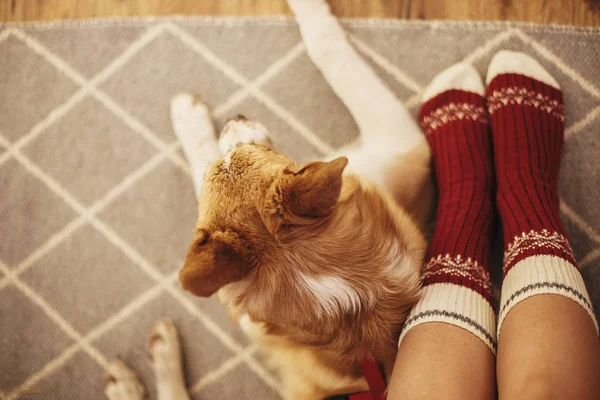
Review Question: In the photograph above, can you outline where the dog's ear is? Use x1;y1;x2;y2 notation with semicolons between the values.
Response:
179;229;252;297
262;157;348;238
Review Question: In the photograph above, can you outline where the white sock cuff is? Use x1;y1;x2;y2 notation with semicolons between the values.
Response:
498;255;598;336
399;283;497;354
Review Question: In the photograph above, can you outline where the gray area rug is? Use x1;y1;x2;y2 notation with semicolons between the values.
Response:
1;16;599;399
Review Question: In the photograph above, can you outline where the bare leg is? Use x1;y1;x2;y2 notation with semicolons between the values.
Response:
389;323;495;400
149;319;191;400
497;297;600;399
389;63;497;398
105;361;145;400
485;51;600;400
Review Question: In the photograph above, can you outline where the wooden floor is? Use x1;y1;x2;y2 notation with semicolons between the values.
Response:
2;0;600;26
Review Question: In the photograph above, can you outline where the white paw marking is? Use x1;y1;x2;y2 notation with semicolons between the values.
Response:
105;360;145;400
170;93;215;141
218;117;272;154
171;93;211;121
148;319;191;400
148;318;183;375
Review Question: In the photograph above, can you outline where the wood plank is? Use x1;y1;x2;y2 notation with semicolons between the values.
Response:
1;0;599;26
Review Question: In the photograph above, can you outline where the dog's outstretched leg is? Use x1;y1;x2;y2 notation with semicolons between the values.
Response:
288;0;432;225
171;93;220;198
287;0;424;152
105;360;145;400
149;319;191;400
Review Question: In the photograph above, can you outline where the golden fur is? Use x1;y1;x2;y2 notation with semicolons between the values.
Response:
179;139;431;398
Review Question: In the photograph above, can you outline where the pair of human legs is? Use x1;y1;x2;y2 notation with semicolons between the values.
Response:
388;51;600;399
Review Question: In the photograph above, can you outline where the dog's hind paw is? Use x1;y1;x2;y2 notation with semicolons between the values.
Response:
105;360;145;400
148;318;183;376
148;318;190;398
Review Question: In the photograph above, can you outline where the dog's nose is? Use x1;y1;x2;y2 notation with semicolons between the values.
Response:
229;114;247;122
218;118;272;154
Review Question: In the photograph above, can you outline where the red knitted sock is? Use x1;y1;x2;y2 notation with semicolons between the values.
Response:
399;63;497;353
486;51;597;334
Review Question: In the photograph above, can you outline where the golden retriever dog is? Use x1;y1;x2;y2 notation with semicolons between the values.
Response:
104;0;432;399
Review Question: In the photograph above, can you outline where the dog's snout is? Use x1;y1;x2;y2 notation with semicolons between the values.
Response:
230;114;247;122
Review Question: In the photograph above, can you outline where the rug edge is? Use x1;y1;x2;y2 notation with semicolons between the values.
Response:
1;16;599;35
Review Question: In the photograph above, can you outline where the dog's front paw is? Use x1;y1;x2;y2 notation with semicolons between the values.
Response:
170;93;215;141
219;116;272;154
105;360;145;400
171;93;211;119
148;318;183;376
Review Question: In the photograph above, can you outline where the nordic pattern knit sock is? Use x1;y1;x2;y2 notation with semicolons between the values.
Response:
486;51;598;335
399;63;497;353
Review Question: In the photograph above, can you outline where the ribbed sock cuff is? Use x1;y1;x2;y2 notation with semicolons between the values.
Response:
399;283;497;354
498;255;598;336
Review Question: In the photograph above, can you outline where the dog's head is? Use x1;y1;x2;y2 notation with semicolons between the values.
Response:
179;118;348;297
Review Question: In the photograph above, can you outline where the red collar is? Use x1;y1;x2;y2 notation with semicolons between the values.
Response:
348;357;387;400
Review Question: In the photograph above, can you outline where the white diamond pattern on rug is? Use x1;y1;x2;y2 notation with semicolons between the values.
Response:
0;34;79;142
99;30;243;142
20;224;155;334
34;351;106;399
0;159;78;267
560;210;598;263
177;288;252;347
346;23;508;86
261;52;361;149
0;285;75;388
25;25;148;78
521;28;600;93
214;96;324;163
22;96;159;206
180;22;303;79
93;292;237;400
97;160;197;275
0;18;599;400
559;118;600;235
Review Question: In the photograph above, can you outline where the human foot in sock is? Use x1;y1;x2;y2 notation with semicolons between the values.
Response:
400;63;497;353
486;50;597;333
